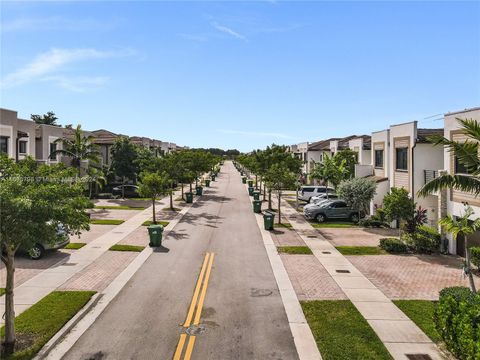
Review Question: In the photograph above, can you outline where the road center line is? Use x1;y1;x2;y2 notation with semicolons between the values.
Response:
184;335;196;360
183;253;211;327
193;253;215;326
173;333;187;360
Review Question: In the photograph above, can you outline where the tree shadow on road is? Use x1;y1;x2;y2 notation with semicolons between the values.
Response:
180;212;224;229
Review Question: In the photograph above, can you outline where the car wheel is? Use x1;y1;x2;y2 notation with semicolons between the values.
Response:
29;244;45;260
350;213;359;223
316;214;326;223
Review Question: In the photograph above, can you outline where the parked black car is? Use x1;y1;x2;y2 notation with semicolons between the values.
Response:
112;185;139;198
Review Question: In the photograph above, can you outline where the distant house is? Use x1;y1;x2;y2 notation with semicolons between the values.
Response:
0;108;36;161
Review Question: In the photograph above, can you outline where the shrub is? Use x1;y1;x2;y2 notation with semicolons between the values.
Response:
434;286;480;359
402;225;441;254
359;218;384;228
471;247;480;269
379;238;408;253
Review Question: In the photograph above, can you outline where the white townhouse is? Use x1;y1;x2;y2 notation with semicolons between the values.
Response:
441;107;480;255
0;108;36;161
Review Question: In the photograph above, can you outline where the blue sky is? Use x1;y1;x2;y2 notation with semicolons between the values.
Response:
1;1;479;152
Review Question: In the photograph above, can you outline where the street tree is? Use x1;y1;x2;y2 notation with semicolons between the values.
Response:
30;111;59;126
50;124;101;176
337;177;376;221
110;137;138;198
137;171;170;224
439;206;480;293
0;155;92;355
264;163;297;225
334;149;358;179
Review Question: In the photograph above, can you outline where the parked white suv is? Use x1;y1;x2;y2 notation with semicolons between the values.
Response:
297;186;335;203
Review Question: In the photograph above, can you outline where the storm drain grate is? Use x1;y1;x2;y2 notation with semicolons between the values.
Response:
322;251;331;254
406;355;432;360
62;263;77;266
307;235;316;238
336;269;350;273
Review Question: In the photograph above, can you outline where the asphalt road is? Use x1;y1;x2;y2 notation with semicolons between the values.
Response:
63;161;298;360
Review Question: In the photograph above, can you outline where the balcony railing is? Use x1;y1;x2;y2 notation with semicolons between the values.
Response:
424;169;439;184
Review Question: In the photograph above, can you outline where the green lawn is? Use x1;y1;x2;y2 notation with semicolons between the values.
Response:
0;288;5;296
301;300;392;360
141;220;170;227
0;290;95;360
277;246;313;255
109;244;145;252
90;219;125;225
274;222;293;229
64;243;87;250
335;246;387;255
393;300;440;342
94;205;146;210
310;222;358;228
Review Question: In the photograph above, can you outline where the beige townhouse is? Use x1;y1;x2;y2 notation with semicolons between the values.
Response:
0;108;36;161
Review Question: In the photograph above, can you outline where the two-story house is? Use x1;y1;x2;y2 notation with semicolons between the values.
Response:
0;108;36;161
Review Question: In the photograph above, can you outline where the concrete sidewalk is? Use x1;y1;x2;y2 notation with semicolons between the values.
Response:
279;196;445;360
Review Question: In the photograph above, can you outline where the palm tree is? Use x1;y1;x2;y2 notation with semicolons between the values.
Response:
418;118;480;197
310;154;348;197
87;166;107;198
50;124;101;176
439;206;480;293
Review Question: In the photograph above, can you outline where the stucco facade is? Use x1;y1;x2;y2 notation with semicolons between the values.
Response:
0;108;36;160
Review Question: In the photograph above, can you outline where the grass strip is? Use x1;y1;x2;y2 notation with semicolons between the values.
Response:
301;300;392;360
141;220;170;227
64;243;86;250
310;222;358;228
393;300;440;342
94;205;146;210
109;244;145;252
336;246;386;255
277;246;312;255
274;222;293;229
0;288;5;296
90;219;124;225
0;290;95;360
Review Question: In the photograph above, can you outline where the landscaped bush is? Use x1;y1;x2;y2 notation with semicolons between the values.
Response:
434;286;480;360
402;225;441;254
471;247;480;269
379;238;408;253
359;218;385;228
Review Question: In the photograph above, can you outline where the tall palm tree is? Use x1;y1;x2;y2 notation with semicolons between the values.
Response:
50;124;101;176
439;206;480;293
418;118;480;196
310;154;348;197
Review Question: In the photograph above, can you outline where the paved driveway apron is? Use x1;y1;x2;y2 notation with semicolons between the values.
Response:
63;162;298;360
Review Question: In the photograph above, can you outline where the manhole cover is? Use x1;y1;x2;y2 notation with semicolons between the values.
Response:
406;355;432;360
185;325;206;335
251;289;273;297
322;251;331;254
336;269;350;274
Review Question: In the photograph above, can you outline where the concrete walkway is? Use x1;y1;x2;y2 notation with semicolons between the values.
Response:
279;197;445;360
0;186;190;325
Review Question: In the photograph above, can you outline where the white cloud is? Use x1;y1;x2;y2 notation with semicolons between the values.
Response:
217;129;294;139
211;22;247;41
1;48;134;90
41;75;109;92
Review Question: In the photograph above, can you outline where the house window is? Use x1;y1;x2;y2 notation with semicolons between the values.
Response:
395;147;408;171
454;155;472;175
49;143;57;160
374;150;384;168
19;140;27;154
0;136;8;154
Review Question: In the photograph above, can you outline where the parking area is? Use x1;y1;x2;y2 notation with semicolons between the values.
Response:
317;227;398;247
347;254;480;300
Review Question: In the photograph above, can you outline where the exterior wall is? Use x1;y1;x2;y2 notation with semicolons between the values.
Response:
444;108;480;254
349;138;371;165
35;124;65;164
389;122;416;193
370;180;390;215
0;108;36;160
371;129;389;179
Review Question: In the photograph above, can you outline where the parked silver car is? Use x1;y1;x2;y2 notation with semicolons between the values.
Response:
310;193;338;204
297;186;335;203
23;224;70;260
304;199;364;223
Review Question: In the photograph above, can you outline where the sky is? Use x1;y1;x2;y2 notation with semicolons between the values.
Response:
1;1;479;152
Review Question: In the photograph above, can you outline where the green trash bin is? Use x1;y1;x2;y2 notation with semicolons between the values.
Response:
248;186;254;196
263;211;275;230
247;179;254;187
185;191;193;203
242;177;247;184
196;186;203;196
205;179;211;187
240;171;244;176
253;200;262;213
253;191;260;200
147;224;164;247
211;175;216;181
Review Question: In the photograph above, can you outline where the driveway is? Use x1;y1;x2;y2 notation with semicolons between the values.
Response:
318;227;398;247
63;161;298;360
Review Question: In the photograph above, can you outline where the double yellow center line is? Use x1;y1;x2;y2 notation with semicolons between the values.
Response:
173;252;215;360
